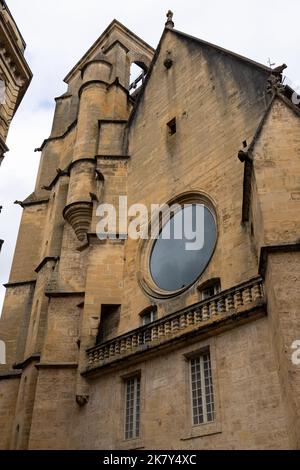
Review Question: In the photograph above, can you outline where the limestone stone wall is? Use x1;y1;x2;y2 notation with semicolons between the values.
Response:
122;29;270;332
70;317;290;450
251;98;300;247
264;252;300;449
0;19;299;450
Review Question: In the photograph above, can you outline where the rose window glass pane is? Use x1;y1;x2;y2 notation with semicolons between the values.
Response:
150;204;216;292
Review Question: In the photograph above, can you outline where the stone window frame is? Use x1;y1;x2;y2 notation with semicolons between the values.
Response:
139;305;158;326
124;374;141;440
117;367;145;450
137;190;219;300
181;338;222;441
198;278;221;301
190;350;214;425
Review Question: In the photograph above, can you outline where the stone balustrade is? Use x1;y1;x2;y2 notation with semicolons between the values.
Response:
86;277;265;371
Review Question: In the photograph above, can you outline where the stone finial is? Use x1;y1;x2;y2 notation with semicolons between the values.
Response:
266;63;287;95
266;73;286;95
271;63;287;76
165;10;174;29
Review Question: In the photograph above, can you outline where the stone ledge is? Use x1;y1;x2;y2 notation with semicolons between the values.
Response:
35;257;59;274
259;242;300;278
0;370;22;380
44;291;85;299
13;353;40;370
35;362;78;370
3;280;36;288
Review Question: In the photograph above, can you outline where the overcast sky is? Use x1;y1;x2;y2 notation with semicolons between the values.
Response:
0;0;300;313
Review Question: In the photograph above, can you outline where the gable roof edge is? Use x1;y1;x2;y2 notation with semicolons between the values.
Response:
64;19;155;84
171;28;272;74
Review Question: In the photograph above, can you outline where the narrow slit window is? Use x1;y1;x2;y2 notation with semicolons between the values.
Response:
167;117;176;135
124;375;141;440
190;351;214;425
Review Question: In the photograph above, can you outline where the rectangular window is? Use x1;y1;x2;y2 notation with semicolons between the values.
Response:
190;351;214;425
97;304;120;344
125;376;141;440
201;282;220;300
141;309;157;326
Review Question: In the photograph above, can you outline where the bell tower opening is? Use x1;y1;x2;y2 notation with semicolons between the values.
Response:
129;62;147;96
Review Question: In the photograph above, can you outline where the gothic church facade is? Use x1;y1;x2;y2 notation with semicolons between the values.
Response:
0;14;300;449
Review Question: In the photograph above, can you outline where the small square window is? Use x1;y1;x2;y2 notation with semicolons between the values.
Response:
140;308;157;326
200;280;221;301
167;118;176;135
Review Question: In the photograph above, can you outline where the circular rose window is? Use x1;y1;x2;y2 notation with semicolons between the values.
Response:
149;204;217;292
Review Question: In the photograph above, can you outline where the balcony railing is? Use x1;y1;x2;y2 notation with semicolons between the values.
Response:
86;277;265;371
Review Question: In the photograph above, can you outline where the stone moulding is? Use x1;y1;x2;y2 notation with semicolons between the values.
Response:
35;119;78;152
3;280;36;288
35;256;59;274
44;291;85;299
63;201;93;241
84;276;265;376
35;362;78;370
0;371;22;380
80;57;112;78
259;243;300;278
13;353;41;370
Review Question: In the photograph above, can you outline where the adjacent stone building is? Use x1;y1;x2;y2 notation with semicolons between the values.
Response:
0;0;32;166
0;0;32;252
0;13;299;450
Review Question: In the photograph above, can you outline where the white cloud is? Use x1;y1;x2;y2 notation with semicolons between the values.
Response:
1;0;300;312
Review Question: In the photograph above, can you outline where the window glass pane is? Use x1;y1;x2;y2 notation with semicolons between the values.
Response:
150;205;216;291
190;352;214;425
141;309;157;326
125;376;141;440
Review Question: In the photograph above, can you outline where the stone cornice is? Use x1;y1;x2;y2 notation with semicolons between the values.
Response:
0;370;22;380
35;362;78;370
39;154;129;192
96;154;130;160
80;58;112;78
98;118;128;127
0;7;32;115
35;119;78;152
54;93;72;102
0;13;32;81
35;256;59;274
45;290;85;299
15;197;50;208
259;243;300;278
3;280;36;288
78;79;109;98
13;353;40;370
